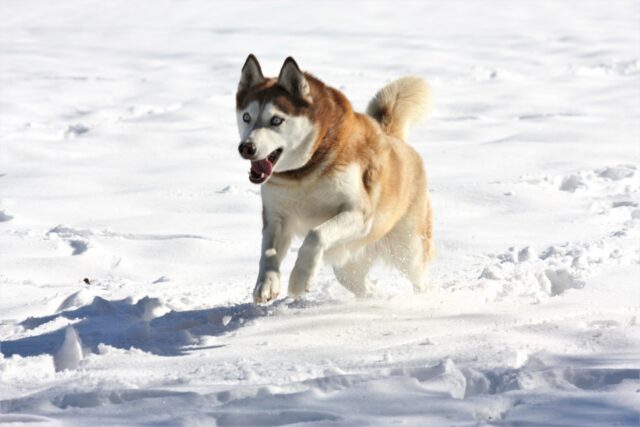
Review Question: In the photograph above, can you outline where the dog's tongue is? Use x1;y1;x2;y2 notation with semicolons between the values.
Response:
251;158;273;176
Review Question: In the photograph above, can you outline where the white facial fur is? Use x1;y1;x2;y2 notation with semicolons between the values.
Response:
237;101;316;172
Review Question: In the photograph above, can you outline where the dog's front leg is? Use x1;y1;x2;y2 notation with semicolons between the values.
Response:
289;209;368;298
254;218;292;303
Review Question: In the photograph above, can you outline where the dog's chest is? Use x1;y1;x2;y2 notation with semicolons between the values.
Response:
263;183;342;223
262;166;362;233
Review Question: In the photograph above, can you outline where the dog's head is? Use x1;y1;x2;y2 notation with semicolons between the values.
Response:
236;55;317;184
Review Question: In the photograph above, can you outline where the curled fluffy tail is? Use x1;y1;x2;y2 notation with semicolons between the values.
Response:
366;76;431;140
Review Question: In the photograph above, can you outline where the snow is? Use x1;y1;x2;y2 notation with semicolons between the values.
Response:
1;0;639;425
53;327;83;372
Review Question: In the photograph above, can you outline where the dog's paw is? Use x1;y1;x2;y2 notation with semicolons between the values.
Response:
287;265;313;298
412;279;436;295
353;280;376;299
253;271;280;304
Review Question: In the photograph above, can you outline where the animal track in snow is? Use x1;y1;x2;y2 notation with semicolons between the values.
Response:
516;112;583;121
121;103;184;121
64;123;90;139
526;165;639;195
476;223;639;302
46;224;209;256
46;225;91;255
486;164;640;301
216;185;260;195
0;210;14;222
568;59;640;77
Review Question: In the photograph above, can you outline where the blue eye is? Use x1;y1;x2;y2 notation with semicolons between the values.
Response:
242;113;251;123
270;116;284;126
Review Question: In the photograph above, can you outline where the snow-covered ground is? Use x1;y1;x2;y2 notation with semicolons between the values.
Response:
1;1;639;425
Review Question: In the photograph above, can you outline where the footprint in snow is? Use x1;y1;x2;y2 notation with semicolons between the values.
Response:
217;185;259;195
525;164;639;194
47;225;91;256
0;210;14;222
64;123;90;139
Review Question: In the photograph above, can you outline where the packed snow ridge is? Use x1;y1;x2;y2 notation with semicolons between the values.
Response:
1;1;639;426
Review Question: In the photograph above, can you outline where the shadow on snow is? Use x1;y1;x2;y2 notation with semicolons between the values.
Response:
0;295;310;357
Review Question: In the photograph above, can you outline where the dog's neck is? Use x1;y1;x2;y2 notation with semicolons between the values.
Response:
271;82;353;183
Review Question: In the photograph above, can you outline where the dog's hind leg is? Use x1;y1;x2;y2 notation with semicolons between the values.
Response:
385;200;434;294
333;255;375;298
389;234;428;293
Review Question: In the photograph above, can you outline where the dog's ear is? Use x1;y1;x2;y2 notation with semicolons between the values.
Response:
277;57;311;102
238;54;265;93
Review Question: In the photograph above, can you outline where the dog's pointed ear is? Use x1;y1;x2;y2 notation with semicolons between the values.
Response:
277;57;311;102
238;54;265;93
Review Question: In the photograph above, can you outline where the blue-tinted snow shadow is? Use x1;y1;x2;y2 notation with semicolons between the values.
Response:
490;394;640;427
0;296;315;358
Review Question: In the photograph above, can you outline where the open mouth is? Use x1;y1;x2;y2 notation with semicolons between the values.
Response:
249;148;283;184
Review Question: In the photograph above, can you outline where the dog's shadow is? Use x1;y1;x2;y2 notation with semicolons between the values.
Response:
1;295;311;358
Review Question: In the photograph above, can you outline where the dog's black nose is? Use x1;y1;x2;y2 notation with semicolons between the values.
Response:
238;141;257;159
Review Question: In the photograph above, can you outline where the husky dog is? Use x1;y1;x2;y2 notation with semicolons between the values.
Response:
236;55;434;303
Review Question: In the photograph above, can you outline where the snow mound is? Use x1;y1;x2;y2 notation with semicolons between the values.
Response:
56;290;95;312
53;327;83;371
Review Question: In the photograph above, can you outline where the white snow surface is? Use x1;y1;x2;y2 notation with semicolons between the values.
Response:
1;1;639;426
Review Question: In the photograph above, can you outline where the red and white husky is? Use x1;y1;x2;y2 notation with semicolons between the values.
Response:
236;55;434;303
